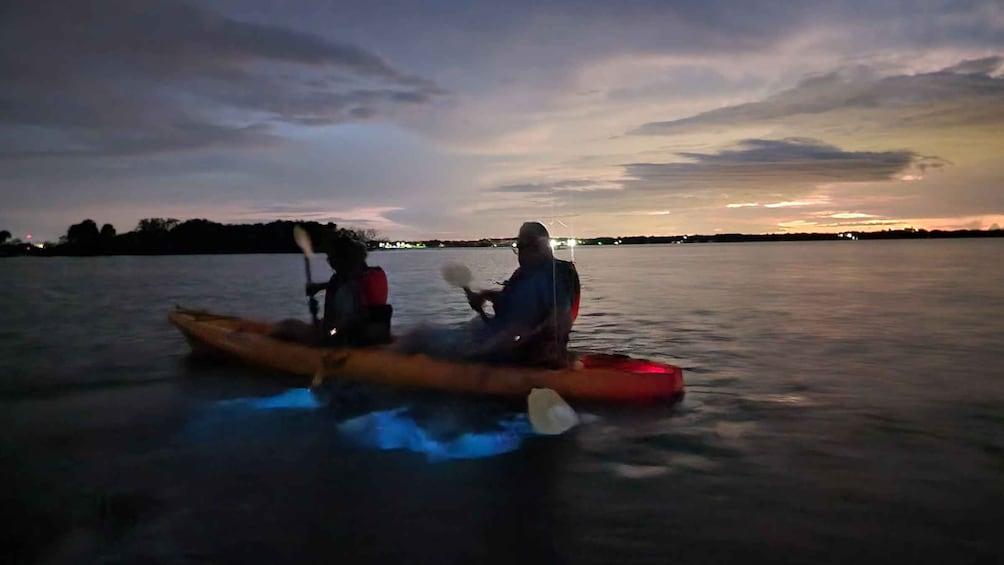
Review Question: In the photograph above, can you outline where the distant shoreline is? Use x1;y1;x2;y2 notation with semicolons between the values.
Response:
2;226;1001;257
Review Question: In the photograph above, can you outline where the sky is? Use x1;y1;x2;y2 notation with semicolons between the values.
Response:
1;0;1003;241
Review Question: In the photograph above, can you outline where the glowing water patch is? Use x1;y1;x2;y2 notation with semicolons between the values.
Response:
211;389;537;461
218;388;324;410
184;389;325;442
337;408;534;462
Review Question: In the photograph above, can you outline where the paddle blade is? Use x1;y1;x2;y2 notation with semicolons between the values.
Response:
441;262;473;288
293;225;315;258
528;388;579;435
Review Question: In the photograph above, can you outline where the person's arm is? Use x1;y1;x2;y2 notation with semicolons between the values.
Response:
466;288;503;316
487;270;573;365
306;281;329;296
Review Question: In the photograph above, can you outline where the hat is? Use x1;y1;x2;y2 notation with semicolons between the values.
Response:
324;234;367;262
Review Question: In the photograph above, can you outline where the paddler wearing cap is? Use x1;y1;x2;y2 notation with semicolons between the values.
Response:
273;234;392;347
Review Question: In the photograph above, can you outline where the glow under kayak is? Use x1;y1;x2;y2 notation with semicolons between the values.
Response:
169;307;684;403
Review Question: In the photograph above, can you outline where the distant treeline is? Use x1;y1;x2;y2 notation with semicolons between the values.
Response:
582;229;1004;245
0;218;379;257
1;222;1001;257
411;228;1004;248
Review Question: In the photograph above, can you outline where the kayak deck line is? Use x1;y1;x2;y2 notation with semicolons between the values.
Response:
169;306;684;403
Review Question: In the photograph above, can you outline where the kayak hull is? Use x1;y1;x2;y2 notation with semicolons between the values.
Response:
169;308;684;403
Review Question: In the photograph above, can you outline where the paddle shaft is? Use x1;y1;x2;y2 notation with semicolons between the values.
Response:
303;257;319;327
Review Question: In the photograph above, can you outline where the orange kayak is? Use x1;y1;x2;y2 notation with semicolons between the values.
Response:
169;307;684;403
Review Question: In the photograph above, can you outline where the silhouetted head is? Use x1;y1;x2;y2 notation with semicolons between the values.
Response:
325;235;367;274
515;221;552;268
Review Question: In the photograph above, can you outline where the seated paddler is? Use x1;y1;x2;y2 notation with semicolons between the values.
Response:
396;221;580;368
465;221;581;367
273;234;392;346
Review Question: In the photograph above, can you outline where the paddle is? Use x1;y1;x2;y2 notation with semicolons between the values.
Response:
293;225;320;327
527;388;579;435
441;262;489;322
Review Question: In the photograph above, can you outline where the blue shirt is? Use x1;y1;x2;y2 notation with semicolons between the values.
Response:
490;258;575;335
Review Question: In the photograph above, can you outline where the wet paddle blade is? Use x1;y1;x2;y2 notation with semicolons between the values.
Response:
293;225;314;258
528;388;579;435
441;262;473;288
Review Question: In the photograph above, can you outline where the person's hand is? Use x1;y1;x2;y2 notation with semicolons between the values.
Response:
305;282;324;296
465;287;486;312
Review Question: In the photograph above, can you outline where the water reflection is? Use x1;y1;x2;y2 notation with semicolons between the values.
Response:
337;407;531;461
211;388;535;461
218;388;324;410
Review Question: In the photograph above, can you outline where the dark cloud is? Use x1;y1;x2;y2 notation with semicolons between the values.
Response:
632;58;1004;135
943;55;1003;75
624;138;941;188
482;138;944;217
814;219;907;228
0;0;445;158
223;202;405;229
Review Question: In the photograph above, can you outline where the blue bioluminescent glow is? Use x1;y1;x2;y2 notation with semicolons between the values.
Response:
337;408;534;462
218;388;324;410
209;388;535;461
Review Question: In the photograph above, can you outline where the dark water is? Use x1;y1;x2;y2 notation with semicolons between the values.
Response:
3;240;1003;564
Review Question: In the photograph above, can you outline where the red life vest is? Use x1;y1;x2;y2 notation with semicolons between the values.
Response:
556;259;581;323
360;266;388;306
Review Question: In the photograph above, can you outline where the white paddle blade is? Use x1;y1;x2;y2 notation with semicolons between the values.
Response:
293;225;315;258
441;262;473;288
528;388;579;435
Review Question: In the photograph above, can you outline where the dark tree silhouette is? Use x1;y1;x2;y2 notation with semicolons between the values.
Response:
66;219;100;245
0;230;10;245
346;228;386;249
136;218;180;232
100;223;117;239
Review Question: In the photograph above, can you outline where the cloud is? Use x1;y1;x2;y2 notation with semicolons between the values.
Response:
0;0;446;158
618;209;671;216
776;220;818;230
229;203;405;230
942;55;1004;75
826;212;877;219
492;184;555;194
623;138;940;189
763;200;823;208
475;137;948;227
631;57;1004;135
813;219;909;228
490;179;622;193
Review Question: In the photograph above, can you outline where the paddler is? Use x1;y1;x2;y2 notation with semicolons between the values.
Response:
465;221;580;367
396;221;579;368
273;234;392;346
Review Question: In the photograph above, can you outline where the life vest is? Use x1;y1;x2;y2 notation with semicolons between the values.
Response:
360;266;392;344
555;259;581;323
323;266;392;346
360;266;388;306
